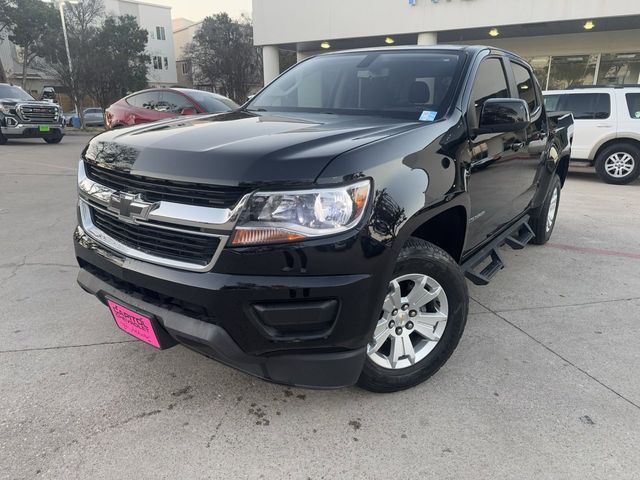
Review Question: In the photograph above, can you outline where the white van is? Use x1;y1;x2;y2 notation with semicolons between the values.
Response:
544;87;640;184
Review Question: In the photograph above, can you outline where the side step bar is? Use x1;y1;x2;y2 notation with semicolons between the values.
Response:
462;215;534;286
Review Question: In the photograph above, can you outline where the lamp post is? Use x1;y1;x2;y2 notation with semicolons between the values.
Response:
43;0;79;115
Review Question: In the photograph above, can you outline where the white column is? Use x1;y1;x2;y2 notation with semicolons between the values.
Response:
417;32;438;46
262;45;280;85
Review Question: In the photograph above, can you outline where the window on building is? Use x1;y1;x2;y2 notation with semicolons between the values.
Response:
525;56;550;91
156;26;166;41
546;93;611;120
626;94;640;119
469;57;509;122
180;61;190;75
547;55;598;90
153;56;162;70
164;57;169;70
511;61;539;112
597;53;640;85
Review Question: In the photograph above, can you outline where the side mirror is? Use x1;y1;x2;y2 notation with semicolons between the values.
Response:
477;98;530;134
180;107;197;116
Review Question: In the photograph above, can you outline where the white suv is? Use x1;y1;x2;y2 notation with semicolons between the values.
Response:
544;87;640;185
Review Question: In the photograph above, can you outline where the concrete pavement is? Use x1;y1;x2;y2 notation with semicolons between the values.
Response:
1;136;639;479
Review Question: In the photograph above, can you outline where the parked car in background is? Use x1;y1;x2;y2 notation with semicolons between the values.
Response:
0;83;65;144
544;86;640;184
64;108;105;127
105;88;239;129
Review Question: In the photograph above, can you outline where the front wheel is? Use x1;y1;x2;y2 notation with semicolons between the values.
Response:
357;238;468;393
44;135;63;144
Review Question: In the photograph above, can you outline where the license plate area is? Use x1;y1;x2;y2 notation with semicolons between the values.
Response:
39;125;51;132
106;297;176;349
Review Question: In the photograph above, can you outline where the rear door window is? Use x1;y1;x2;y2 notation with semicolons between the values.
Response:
511;61;539;112
626;93;640;119
158;92;196;114
126;91;162;110
549;93;611;119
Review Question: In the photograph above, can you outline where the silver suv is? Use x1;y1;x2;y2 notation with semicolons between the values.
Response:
544;86;640;184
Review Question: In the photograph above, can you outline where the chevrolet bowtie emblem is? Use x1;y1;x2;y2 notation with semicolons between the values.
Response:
107;192;156;222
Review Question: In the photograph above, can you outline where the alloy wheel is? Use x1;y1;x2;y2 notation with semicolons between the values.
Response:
546;186;559;233
367;273;448;370
604;152;635;179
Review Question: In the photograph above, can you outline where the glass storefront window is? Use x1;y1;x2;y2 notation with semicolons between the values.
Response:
547;55;598;90
597;53;640;85
525;56;550;90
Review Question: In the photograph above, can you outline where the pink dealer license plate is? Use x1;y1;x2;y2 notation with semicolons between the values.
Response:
107;299;160;348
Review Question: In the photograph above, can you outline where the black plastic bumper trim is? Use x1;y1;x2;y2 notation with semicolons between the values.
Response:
77;268;367;389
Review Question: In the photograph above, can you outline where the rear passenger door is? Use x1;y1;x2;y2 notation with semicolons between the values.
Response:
509;60;548;214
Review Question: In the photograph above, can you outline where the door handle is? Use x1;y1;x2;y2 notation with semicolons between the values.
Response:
597;124;613;128
510;142;525;151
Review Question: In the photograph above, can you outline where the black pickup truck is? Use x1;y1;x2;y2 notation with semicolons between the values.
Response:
74;46;573;392
0;83;65;144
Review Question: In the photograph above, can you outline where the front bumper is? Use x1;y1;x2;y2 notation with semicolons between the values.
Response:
74;227;386;388
1;122;65;137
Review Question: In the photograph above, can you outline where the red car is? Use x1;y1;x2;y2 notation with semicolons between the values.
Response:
105;88;239;129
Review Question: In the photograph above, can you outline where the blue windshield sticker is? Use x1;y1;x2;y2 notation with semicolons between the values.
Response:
419;110;437;122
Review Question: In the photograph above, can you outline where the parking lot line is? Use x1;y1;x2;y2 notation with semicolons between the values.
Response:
545;242;640;260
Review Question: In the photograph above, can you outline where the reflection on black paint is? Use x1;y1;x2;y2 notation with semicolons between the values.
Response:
84;141;140;172
369;188;407;242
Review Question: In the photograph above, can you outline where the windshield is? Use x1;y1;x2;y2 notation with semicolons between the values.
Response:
186;90;239;113
247;51;464;121
0;85;35;101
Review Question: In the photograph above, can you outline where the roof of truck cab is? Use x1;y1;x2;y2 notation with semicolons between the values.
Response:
317;44;523;61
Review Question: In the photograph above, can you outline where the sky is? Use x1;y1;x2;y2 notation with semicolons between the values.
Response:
149;0;252;21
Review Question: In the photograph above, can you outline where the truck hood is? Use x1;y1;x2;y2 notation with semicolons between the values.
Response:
83;111;420;187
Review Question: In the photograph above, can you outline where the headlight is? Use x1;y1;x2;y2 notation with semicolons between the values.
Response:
231;180;371;246
0;104;12;114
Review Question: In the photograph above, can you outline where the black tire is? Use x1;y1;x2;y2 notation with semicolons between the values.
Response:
44;136;63;144
357;238;468;393
594;143;640;185
529;174;561;245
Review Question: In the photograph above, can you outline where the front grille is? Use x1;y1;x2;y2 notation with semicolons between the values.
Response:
91;207;221;266
85;162;250;208
18;105;58;124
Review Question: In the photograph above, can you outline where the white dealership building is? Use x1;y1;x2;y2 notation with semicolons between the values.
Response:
253;0;640;89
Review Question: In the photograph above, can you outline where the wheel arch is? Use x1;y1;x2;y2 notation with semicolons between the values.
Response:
592;137;640;162
406;205;468;264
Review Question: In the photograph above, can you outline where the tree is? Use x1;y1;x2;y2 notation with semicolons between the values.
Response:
185;13;262;103
3;0;60;89
88;15;149;116
0;0;11;82
45;0;104;126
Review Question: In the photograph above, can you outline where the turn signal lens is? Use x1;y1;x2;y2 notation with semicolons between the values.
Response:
231;180;371;246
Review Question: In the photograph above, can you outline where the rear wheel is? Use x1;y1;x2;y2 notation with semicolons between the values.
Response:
357;238;468;393
529;174;561;245
595;143;640;185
